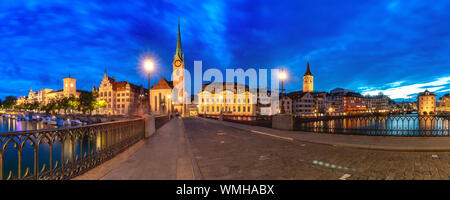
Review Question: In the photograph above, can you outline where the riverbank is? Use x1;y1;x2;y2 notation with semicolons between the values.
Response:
0;110;143;132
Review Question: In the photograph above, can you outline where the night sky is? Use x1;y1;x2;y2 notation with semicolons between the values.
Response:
1;0;450;101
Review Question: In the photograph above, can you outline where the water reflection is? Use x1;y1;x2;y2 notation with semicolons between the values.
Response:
298;114;450;136
0;117;58;132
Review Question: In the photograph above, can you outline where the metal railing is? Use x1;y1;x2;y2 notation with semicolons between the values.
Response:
294;114;450;136
0;118;145;180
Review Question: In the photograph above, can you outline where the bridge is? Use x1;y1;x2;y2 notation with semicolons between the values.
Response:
1;115;449;180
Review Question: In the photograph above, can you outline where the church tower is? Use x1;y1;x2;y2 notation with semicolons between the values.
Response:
63;75;77;97
172;19;186;114
303;60;314;93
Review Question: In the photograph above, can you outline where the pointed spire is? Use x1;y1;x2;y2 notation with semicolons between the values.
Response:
304;59;312;76
175;17;184;61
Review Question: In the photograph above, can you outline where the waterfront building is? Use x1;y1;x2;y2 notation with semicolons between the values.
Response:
303;61;314;93
365;94;390;113
328;92;367;114
312;91;331;114
288;91;315;116
272;95;293;114
95;72;148;115
280;95;293;114
417;90;436;115
16;75;83;106
437;94;450;113
197;82;257;118
342;92;367;113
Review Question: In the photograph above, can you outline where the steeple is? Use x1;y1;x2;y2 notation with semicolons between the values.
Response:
304;60;312;76
175;18;184;61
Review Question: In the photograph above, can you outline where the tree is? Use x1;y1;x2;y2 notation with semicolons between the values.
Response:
78;91;96;114
2;96;17;109
93;99;107;112
43;101;58;114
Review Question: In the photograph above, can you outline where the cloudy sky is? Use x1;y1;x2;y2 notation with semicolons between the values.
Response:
1;0;449;101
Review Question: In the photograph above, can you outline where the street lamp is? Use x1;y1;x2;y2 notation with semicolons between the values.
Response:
278;69;287;114
144;58;154;114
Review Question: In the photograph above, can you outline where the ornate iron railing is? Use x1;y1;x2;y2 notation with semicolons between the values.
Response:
0;118;145;180
294;114;450;136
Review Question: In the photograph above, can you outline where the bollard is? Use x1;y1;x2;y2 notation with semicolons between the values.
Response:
144;114;156;138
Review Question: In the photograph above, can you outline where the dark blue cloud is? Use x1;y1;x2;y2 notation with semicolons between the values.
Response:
0;0;449;100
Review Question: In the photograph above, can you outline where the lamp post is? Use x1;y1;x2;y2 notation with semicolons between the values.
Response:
278;68;287;114
144;59;154;114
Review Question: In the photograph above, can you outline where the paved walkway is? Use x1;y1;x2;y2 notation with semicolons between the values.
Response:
185;118;449;180
200;118;450;151
74;118;199;180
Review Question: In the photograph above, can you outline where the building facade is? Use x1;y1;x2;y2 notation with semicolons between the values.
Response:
365;95;390;113
417;90;436;115
437;94;450;113
288;91;315;116
95;72;147;115
150;78;173;115
16;76;82;106
197;82;257;118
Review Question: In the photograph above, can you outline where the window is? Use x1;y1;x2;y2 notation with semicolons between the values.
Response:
212;106;215;112
248;106;250;112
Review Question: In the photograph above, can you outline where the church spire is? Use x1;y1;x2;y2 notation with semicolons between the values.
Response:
304;60;312;76
175;18;184;61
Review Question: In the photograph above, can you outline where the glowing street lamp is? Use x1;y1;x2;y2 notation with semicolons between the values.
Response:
144;58;154;114
279;68;287;114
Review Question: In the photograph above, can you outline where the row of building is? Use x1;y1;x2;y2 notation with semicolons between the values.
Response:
15;21;450;117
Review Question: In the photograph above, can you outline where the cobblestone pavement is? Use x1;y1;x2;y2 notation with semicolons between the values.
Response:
183;118;450;180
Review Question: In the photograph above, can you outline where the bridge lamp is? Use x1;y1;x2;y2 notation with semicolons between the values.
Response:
279;69;287;114
144;58;154;114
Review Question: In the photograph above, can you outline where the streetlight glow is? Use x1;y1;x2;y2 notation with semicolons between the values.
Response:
144;59;154;72
279;70;287;80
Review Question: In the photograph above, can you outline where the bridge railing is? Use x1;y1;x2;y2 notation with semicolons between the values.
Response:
294;114;450;136
0;118;145;180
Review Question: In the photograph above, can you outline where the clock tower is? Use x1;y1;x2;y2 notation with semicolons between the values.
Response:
172;19;186;115
303;60;314;93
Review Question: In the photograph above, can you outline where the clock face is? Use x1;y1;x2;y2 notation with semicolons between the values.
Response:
175;60;181;67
